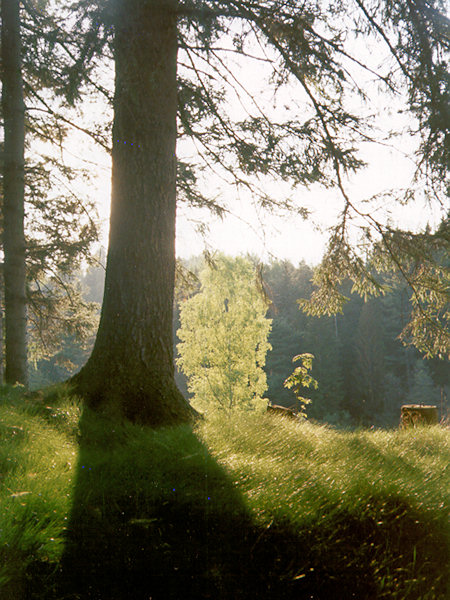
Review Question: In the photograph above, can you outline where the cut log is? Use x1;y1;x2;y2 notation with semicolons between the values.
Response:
400;404;438;428
267;403;299;419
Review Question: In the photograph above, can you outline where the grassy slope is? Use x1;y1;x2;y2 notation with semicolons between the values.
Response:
202;413;450;598
1;387;449;599
0;387;79;598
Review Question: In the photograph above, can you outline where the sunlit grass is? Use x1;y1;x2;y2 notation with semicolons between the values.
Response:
200;413;449;524
1;389;449;599
0;385;80;593
198;411;450;599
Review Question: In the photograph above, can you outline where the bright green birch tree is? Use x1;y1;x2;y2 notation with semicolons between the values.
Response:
177;256;272;413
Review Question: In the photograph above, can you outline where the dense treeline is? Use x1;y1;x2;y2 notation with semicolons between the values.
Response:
263;260;448;427
29;254;449;428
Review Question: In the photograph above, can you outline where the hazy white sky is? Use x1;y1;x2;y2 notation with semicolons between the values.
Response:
68;123;445;269
64;25;447;268
73;145;442;269
72;112;442;268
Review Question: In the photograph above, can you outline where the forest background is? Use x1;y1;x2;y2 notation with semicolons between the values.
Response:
1;0;449;424
1;2;449;596
28;252;449;429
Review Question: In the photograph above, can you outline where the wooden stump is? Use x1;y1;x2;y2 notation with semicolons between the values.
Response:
400;404;438;428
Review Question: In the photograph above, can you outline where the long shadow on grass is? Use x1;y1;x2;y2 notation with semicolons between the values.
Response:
27;409;450;600
54;408;264;600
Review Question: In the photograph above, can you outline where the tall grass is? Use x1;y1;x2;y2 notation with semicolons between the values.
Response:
201;413;449;523
0;386;80;597
1;388;449;599
200;412;450;598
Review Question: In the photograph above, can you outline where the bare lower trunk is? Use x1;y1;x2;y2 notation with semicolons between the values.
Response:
1;0;28;386
73;0;194;425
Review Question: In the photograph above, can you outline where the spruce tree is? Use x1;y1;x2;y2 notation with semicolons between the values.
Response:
1;0;102;382
1;0;27;385
71;0;448;424
409;360;438;406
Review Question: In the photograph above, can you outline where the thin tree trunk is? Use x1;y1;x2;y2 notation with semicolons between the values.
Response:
1;0;28;386
0;263;4;382
73;0;194;425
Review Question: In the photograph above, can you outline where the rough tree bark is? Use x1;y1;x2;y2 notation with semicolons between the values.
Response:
1;0;28;386
73;0;195;425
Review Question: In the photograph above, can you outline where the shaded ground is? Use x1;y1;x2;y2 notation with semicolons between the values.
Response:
22;409;449;600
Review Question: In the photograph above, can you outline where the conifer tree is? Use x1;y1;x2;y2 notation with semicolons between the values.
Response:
1;0;101;382
71;0;448;424
352;299;386;419
1;0;27;385
409;360;438;406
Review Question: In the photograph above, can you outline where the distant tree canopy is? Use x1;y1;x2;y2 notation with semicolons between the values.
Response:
177;255;272;412
28;254;448;425
262;258;448;426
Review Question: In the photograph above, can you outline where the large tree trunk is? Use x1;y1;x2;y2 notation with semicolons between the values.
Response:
1;0;28;386
73;0;194;425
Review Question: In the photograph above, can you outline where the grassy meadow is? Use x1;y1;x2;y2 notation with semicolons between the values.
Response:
1;385;449;599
